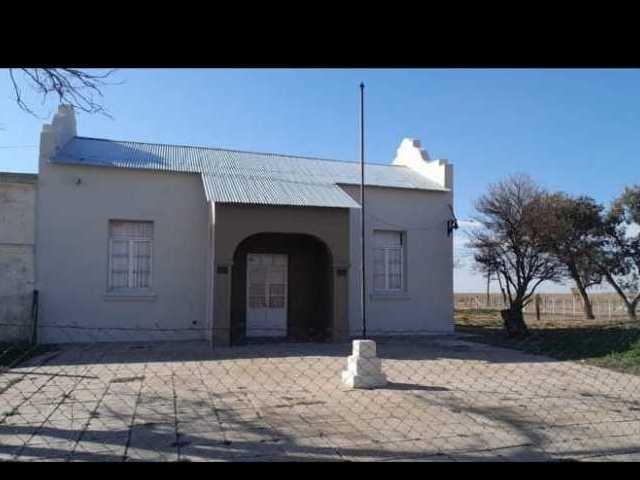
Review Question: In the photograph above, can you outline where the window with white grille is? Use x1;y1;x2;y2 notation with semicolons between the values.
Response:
108;221;153;291
373;230;404;292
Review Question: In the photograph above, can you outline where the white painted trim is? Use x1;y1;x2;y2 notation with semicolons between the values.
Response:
104;292;157;301
108;236;113;291
246;253;288;337
373;230;405;293
107;221;153;292
369;293;411;301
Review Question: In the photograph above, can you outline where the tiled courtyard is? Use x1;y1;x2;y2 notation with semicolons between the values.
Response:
1;336;640;462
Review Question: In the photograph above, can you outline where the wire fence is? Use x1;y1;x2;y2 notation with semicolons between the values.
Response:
455;292;637;322
1;293;640;462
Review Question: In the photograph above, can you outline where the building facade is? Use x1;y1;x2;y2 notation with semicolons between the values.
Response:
35;105;455;345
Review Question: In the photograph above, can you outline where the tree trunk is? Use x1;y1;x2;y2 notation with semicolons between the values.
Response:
568;266;595;320
575;284;595;320
501;305;529;338
604;273;639;322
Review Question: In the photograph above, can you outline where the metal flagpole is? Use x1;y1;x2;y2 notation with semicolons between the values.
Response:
360;82;367;339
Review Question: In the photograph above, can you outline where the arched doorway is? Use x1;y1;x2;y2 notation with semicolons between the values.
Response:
230;233;333;344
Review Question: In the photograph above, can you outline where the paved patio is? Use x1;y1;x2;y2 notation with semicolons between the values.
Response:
1;336;640;462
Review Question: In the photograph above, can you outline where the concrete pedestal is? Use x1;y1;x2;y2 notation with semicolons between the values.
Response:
342;339;387;389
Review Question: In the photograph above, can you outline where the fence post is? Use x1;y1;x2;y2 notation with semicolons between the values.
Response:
30;289;39;345
608;300;612;320
535;294;541;321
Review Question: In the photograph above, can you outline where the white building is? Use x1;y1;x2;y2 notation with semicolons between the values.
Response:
34;105;455;345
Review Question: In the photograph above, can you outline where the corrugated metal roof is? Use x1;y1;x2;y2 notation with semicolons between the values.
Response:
201;173;360;208
52;136;446;208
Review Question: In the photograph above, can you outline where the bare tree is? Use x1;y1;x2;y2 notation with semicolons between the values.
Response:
470;174;562;336
534;193;603;319
7;68;117;117
593;186;640;321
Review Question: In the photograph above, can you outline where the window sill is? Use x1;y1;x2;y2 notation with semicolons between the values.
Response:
104;292;157;302
369;292;411;301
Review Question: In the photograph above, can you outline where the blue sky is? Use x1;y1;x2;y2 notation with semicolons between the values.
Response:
1;68;639;292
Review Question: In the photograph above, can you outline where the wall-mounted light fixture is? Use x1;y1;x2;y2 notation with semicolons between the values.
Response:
447;204;459;236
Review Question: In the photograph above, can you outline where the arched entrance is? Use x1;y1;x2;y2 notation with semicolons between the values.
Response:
230;233;333;344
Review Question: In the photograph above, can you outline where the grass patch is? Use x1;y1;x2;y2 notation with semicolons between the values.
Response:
455;309;640;376
0;342;50;370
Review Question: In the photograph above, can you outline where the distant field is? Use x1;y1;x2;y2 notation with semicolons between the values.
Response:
455;308;640;376
455;292;633;321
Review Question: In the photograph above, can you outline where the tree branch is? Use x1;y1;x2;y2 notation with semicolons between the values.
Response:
7;68;119;118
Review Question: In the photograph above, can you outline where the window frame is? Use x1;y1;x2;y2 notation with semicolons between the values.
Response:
372;230;405;293
107;220;154;293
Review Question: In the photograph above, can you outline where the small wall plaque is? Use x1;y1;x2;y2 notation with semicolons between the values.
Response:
217;266;229;274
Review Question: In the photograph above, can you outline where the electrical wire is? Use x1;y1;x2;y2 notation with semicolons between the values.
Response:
363;211;473;233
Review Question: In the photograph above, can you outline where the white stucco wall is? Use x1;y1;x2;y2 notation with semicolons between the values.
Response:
36;163;209;343
342;184;455;336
